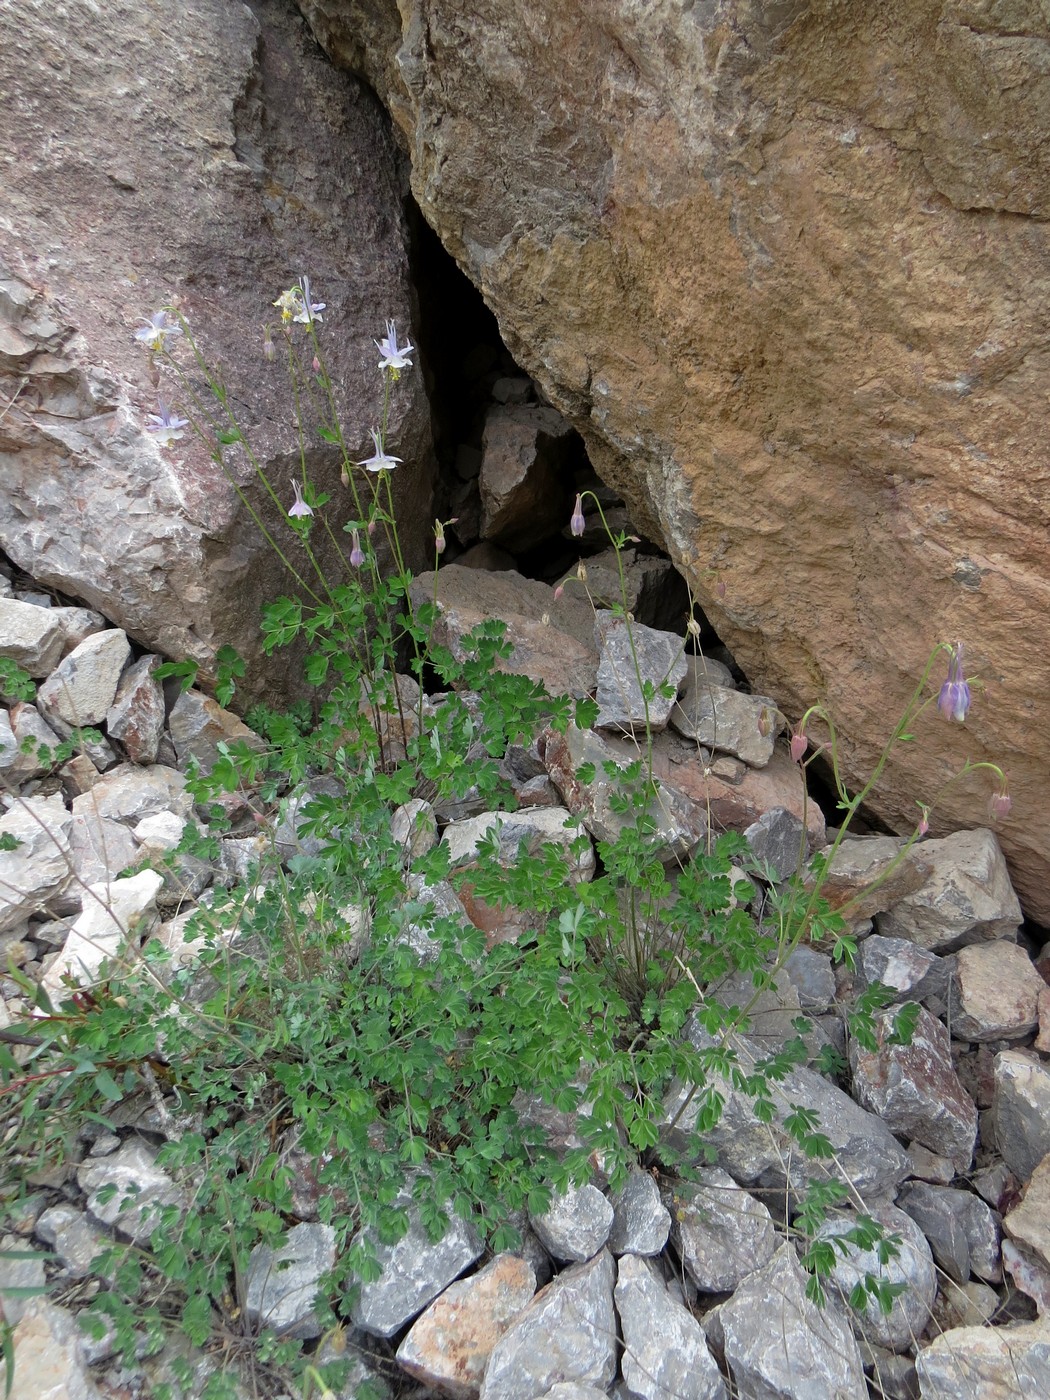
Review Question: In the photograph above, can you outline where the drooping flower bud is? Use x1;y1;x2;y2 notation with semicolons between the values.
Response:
262;328;276;363
434;518;446;555
757;707;773;738
989;780;1012;822
917;806;930;837
790;729;808;765
937;642;971;723
570;493;585;538
312;355;321;374
349;529;365;568
554;584;565;602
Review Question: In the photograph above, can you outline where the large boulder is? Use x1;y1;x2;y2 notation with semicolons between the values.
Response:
0;0;434;703
298;0;1050;920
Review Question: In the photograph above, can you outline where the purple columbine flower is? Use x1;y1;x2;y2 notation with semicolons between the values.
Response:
288;479;313;518
937;642;971;723
135;310;182;353
570;493;585;537
375;319;414;371
358;429;402;473
349;528;365;567
145;400;189;448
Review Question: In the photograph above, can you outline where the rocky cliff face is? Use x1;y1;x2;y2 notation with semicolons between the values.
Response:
298;0;1050;920
0;0;434;699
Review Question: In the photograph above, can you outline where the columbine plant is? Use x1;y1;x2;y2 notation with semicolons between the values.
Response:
0;280;1016;1397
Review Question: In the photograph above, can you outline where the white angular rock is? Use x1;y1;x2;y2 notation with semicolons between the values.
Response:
615;1253;726;1400
0;597;66;676
40;869;164;995
77;1138;185;1244
0;793;73;933
443;805;595;881
36;629;131;730
480;1250;617;1400
876;828;1022;952
716;1245;866;1400
3;703;62;781
896;1181;1002;1286
529;1182;614;1263
60;809;141;915
245;1222;336;1340
71;764;191;826
34;1205;109;1280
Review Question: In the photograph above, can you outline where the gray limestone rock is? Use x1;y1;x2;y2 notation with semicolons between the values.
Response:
479;403;578;552
105;655;165;765
717;1245;866;1400
0;793;73;933
991;1050;1050;1183
856;935;949;1005
915;1319;1050;1398
666;1168;777;1293
607;1170;670;1257
670;682;778;768
876;828;1022;953
245;1222;336;1340
442;805;594;882
72;763;191;827
168;688;263;776
530;1182;614;1263
783;944;836;1012
61;809;140;914
593;612;687;734
743;805;808;880
849;1005;978;1173
34;1204;110;1279
480;1250;617;1400
896;1182;1001;1286
544;724;706;864
348;1187;484;1339
615;1253;726;1400
663;1024;911;1202
1;704;61;782
77;1138;185;1245
36;630;131;730
0;1233;46;1326
814;1204;936;1353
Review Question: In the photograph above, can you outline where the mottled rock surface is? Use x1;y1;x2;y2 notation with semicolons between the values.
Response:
615;1253;726;1400
297;0;1050;923
0;0;433;702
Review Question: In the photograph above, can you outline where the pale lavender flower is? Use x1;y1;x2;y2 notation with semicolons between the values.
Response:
135;310;182;353
349;529;365;568
375;319;414;371
288;479;313;519
989;780;1012;822
262;328;276;362
146;400;189;448
434;518;447;555
937;642;971;723
570;493;585;538
358;429;402;473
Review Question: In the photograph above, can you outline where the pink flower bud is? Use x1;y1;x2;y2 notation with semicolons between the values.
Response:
312;356;321;374
434;518;446;555
367;518;377;537
570;493;585;537
554;584;565;601
349;529;365;568
989;782;1012;822
917;807;930;837
790;730;808;765
716;579;727;600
